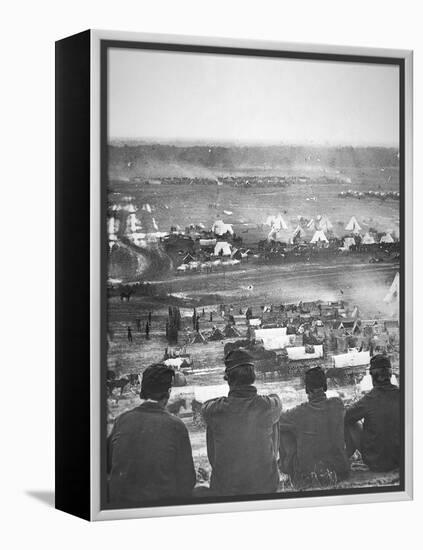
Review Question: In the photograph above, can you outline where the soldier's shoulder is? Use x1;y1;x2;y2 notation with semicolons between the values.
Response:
326;396;345;408
256;393;282;408
202;396;227;413
114;406;141;425
281;401;307;416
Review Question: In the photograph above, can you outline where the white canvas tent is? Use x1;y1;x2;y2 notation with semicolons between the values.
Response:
342;237;356;250
268;227;292;243
332;349;370;368
362;232;376;245
310;230;329;244
212;220;234;236
307;219;317;231
126;213;142;234
384;272;399;303
345;216;362;233
317;216;333;232
380;233;394;244
286;345;324;361
199;238;217;246
273;214;288;231
265;214;288;231
254;327;291;350
214;241;232;256
292;225;306;240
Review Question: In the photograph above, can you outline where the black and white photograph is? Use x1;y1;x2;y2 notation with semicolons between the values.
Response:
103;41;405;511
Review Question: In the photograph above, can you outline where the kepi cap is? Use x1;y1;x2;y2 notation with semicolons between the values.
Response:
224;348;254;372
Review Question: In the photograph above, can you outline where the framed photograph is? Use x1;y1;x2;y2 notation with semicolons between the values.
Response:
55;30;413;521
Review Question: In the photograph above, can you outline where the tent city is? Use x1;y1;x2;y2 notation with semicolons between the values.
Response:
105;48;401;504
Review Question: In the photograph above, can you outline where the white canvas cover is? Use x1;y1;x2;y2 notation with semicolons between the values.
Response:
199;238;217;246
384;272;399;303
342;237;356;250
214;241;232;256
292;225;306;239
345;216;362;233
380;233;394;243
310;230;328;243
255;327;290;350
248;318;262;327
359;371;373;392
212;220;234;235
362;232;376;245
268;228;292;243
332;349;370;368
317;216;333;232
126;213;142;234
164;357;186;369
286;345;324;360
273;214;288;231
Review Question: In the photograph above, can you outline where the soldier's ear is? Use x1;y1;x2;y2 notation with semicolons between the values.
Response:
223;374;228;381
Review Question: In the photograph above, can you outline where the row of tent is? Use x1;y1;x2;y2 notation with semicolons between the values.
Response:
191;325;241;344
266;214;397;241
273;227;396;246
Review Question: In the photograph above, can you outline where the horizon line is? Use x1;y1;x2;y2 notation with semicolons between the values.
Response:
108;137;399;149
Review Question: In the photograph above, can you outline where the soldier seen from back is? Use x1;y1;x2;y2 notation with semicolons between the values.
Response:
201;349;282;496
279;366;349;488
345;354;400;472
107;364;196;506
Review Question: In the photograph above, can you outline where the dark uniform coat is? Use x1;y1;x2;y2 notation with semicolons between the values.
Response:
345;383;400;471
202;385;281;496
279;391;349;482
107;402;196;506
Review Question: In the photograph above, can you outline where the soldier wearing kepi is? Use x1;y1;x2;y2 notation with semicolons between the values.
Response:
345;354;400;472
201;349;282;496
107;364;196;506
279;366;349;487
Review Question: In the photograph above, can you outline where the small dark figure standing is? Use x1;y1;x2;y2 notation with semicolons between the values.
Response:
210;311;213;322
127;326;133;343
195;317;200;333
145;322;150;339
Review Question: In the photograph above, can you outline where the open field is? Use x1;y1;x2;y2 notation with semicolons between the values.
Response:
110;170;400;253
106;153;400;492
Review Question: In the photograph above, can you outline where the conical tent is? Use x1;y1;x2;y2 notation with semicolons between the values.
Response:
310;230;328;244
273;214;288;231
307;218;316;231
214;241;232;256
380;233;394;244
269;228;292;244
191;331;207;344
208;327;225;341
345;216;362;233
384;272;399;303
292;225;306;240
224;325;241;337
362;232;376;245
343;237;356;250
317;216;333;232
265;214;288;230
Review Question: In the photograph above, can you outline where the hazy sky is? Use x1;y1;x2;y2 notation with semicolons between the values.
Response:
108;47;399;146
